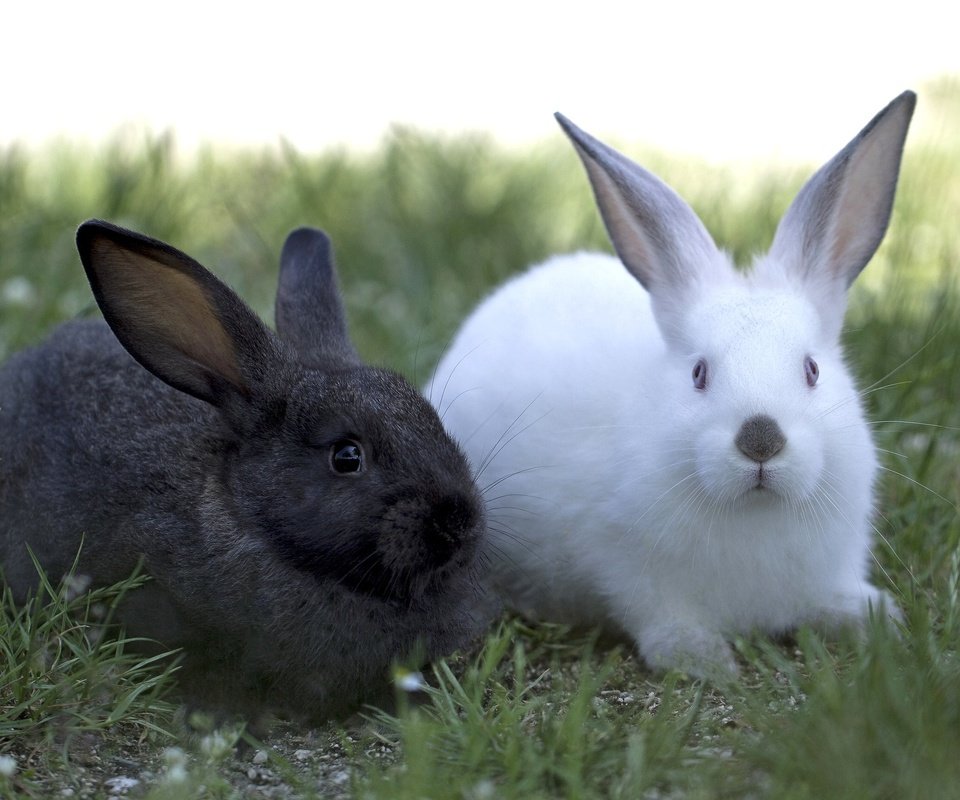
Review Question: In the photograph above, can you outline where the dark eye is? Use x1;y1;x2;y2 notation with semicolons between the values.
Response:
692;359;708;391
804;356;819;387
330;439;364;474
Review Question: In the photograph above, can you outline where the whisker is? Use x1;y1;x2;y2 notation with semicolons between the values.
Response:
877;465;960;513
857;380;913;397
875;446;908;461
480;465;550;496
860;326;946;394
485;525;543;564
474;397;548;482
867;419;960;433
430;341;484;418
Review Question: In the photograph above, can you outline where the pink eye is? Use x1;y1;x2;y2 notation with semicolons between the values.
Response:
692;359;707;390
805;356;819;387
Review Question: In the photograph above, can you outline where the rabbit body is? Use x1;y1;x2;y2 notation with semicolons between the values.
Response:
434;251;878;675
432;93;916;676
0;224;487;720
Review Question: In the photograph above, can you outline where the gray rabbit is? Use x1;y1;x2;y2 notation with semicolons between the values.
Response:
0;221;487;721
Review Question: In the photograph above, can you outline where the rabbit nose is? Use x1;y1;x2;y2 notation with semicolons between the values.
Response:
735;414;786;462
423;491;481;564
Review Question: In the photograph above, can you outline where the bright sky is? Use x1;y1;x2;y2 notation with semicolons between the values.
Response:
5;1;958;163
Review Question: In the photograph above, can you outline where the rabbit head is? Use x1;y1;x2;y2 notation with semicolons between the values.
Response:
554;92;915;512
76;222;486;606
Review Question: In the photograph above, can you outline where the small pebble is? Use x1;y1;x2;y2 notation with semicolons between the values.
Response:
252;749;269;765
294;749;312;761
105;776;140;795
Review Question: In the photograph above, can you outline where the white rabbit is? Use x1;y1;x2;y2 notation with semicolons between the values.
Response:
430;91;915;677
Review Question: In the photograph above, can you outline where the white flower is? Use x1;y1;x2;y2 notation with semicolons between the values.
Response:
2;277;35;306
61;573;92;602
468;779;496;800
161;747;188;784
394;668;427;692
165;764;187;784
200;731;232;761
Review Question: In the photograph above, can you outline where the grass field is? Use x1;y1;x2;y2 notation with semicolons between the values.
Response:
1;78;959;798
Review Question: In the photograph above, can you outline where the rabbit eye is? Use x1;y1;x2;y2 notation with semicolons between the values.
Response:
692;359;708;391
330;439;364;474
804;356;819;387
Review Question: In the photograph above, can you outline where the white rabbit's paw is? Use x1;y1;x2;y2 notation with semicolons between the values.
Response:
637;622;738;681
869;589;904;624
807;588;904;636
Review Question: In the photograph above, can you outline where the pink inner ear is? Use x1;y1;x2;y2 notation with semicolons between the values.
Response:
827;145;891;284
92;238;246;396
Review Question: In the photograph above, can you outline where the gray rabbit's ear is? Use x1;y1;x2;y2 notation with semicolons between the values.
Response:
76;220;283;422
275;228;359;366
768;91;915;336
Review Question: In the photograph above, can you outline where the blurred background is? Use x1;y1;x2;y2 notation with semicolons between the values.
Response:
4;1;957;160
2;0;958;376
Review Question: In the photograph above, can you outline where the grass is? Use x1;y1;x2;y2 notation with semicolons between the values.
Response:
0;555;177;797
1;76;959;798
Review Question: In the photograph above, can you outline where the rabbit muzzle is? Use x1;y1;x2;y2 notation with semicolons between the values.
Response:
730;413;791;493
378;486;484;578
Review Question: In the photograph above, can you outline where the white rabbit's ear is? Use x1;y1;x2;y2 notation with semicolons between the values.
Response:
768;91;916;337
556;113;727;331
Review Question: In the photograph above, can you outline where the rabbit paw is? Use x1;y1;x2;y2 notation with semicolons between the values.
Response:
635;621;738;682
807;587;903;636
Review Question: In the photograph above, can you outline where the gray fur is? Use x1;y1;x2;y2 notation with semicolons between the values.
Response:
276;227;359;365
0;221;488;722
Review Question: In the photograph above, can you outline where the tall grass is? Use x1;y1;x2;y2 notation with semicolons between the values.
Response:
1;76;958;797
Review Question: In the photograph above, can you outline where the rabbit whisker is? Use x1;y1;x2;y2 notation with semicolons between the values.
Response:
860;327;945;394
876;464;959;512
472;399;549;481
430;341;484;417
867;419;960;432
478;463;550;493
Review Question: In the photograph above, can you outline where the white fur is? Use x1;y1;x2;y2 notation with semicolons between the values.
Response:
430;94;915;677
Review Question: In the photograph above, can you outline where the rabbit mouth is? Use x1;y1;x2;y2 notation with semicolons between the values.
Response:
375;490;484;595
751;465;773;490
259;476;483;603
287;536;477;606
302;489;484;604
727;462;783;500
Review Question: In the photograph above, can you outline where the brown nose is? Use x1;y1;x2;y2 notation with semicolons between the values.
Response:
735;414;786;462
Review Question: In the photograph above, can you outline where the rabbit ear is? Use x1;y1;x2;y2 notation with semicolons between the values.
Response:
274;227;359;365
76;220;283;427
556;113;729;331
768;91;916;337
